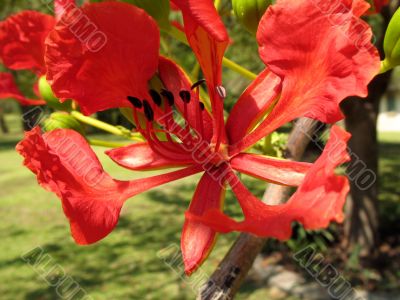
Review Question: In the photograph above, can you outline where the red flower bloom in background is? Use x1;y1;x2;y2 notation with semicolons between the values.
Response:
0;72;45;106
0;0;74;105
370;0;390;13
17;0;380;274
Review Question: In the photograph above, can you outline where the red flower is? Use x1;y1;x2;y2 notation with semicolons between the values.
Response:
369;0;389;13
37;0;380;274
45;1;160;115
0;1;73;105
17;127;203;245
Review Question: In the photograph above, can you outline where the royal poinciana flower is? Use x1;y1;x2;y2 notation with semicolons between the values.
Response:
17;0;380;274
0;0;74;105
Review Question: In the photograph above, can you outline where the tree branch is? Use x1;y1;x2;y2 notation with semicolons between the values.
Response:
197;118;320;300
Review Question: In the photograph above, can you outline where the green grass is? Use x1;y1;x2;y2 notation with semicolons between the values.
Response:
0;114;399;299
0;114;269;300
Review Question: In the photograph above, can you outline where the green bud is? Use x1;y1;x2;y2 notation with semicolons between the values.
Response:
43;112;84;135
383;7;400;72
38;76;72;111
232;0;272;35
127;0;170;29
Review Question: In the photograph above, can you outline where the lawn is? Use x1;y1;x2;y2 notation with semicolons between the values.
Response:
0;114;399;300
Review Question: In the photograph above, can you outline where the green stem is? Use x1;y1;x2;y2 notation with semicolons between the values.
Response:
379;59;393;74
164;26;257;81
71;111;125;136
222;57;257;80
89;139;130;148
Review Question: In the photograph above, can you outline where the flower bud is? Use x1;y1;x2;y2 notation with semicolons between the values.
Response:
43;112;84;134
232;0;272;35
382;7;400;72
38;76;72;110
129;0;170;29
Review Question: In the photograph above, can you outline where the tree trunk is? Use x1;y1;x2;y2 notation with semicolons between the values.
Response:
0;109;9;134
341;70;391;257
340;2;399;257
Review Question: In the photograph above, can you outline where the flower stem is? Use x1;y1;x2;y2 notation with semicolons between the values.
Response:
71;111;142;141
88;139;130;148
222;57;257;80
164;26;257;80
71;111;125;136
379;59;393;74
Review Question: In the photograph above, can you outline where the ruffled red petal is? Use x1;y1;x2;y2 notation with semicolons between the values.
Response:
230;0;380;153
187;126;350;240
0;11;55;73
16;127;202;244
226;69;281;147
45;2;160;115
181;170;225;275
230;153;311;186
0;72;45;105
106;142;194;171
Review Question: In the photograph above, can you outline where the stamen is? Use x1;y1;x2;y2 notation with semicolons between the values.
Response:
160;89;174;106
191;79;206;90
143;99;154;122
179;90;191;103
127;96;142;108
216;85;227;99
149;89;162;107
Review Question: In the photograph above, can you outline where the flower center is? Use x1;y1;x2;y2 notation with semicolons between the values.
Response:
209;143;230;167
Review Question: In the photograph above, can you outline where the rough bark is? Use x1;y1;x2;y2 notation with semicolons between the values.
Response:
197;118;320;300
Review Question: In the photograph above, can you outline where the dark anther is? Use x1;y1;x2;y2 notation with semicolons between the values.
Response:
143;99;154;122
149;89;162;107
191;79;206;90
160;89;174;106
127;96;142;109
179;90;191;103
199;102;205;111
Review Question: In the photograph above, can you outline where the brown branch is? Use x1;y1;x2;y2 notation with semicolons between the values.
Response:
197;118;320;300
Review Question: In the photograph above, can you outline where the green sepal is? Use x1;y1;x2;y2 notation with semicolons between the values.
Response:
42;112;85;135
38;76;72;111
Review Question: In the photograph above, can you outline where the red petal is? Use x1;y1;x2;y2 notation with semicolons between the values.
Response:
45;2;160;115
16;127;202;245
226;69;281;147
188;126;350;240
158;56;213;141
0;72;45;105
181;171;225;275
106;142;194;171
0;11;55;73
171;0;229;140
230;153;311;186
231;0;380;153
258;0;379;124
